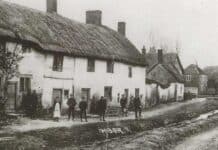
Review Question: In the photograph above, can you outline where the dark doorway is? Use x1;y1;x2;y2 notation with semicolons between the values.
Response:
5;82;17;112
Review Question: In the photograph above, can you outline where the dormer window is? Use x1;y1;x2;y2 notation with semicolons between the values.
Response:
53;54;63;72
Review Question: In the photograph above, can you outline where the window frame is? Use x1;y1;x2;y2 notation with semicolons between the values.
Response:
87;59;95;72
20;77;31;92
53;54;64;72
106;60;114;73
104;86;113;101
185;75;192;81
128;66;132;78
135;88;140;97
0;41;6;50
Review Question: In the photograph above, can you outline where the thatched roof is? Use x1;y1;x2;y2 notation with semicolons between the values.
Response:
0;1;146;66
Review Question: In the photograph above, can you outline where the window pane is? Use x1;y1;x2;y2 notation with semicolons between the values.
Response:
87;59;95;72
64;90;69;99
104;86;112;101
135;88;140;97
53;55;63;71
124;89;129;98
25;78;31;92
107;61;114;73
20;77;24;92
128;67;132;77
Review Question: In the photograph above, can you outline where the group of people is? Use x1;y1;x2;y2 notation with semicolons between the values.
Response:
120;94;142;119
22;90;38;118
22;90;143;121
60;94;107;122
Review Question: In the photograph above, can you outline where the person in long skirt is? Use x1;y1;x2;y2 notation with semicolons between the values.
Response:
53;97;61;121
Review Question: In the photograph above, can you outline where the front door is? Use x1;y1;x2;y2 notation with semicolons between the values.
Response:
5;82;17;112
52;89;62;107
81;88;90;112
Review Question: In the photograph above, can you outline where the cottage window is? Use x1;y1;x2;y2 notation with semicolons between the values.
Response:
128;67;132;78
64;90;69;99
124;89;129;98
135;88;140;97
185;75;192;81
107;60;114;73
20;77;31;92
104;86;112;101
53;54;63;72
22;44;31;53
87;59;95;72
0;41;6;50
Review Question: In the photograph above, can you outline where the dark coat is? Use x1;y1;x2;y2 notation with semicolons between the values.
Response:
79;101;87;110
134;97;141;109
98;98;107;113
67;98;77;108
120;97;127;108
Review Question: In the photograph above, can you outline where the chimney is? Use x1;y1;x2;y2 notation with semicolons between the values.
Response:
158;49;163;64
47;0;57;13
142;46;146;55
118;22;126;36
86;10;102;26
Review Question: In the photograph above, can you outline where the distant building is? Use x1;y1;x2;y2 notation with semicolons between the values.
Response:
184;64;208;95
144;48;185;107
0;0;147;112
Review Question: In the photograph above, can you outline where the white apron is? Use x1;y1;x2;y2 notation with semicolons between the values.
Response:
53;103;61;118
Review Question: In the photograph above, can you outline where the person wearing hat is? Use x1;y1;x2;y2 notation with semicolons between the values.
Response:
67;94;77;121
79;97;88;122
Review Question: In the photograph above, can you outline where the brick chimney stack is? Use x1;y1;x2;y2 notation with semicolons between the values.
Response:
158;49;163;64
47;0;57;13
118;22;126;36
86;10;102;26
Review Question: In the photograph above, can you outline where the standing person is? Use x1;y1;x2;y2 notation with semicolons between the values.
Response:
134;95;141;119
53;96;61;122
120;94;127;116
31;90;38;118
98;96;107;121
67;94;77;121
79;97;88;122
139;95;143;118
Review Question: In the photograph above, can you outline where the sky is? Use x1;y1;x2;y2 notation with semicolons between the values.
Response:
4;0;218;68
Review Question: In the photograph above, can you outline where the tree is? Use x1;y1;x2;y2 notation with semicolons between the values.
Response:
0;43;22;111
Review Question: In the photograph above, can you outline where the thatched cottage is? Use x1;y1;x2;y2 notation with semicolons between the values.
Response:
144;48;184;107
0;0;147;112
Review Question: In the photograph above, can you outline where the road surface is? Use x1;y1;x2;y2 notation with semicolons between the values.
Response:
174;127;218;150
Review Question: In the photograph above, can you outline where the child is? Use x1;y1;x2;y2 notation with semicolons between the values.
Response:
53;97;61;121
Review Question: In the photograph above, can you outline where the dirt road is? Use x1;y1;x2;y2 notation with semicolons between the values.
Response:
174;127;218;150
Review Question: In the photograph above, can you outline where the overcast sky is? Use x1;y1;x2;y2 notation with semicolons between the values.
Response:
5;0;218;68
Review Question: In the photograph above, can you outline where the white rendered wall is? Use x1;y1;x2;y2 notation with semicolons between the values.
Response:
7;42;146;109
